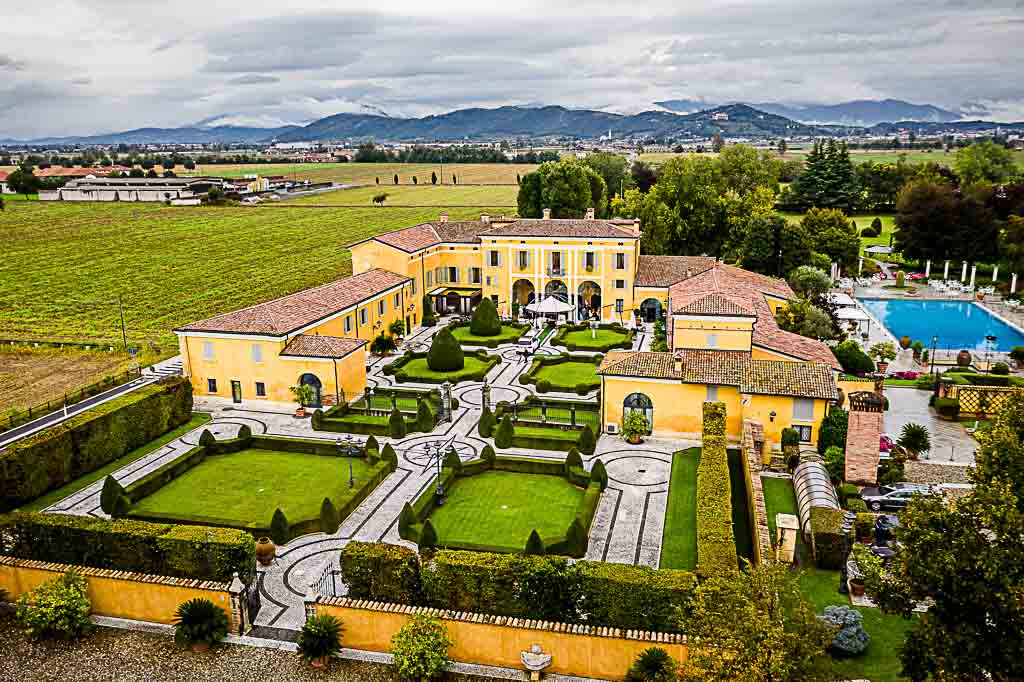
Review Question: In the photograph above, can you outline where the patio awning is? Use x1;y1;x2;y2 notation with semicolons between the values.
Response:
427;286;482;297
526;296;574;314
827;292;856;307
837;307;870;321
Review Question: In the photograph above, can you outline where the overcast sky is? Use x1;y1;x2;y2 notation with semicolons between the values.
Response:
1;0;1022;138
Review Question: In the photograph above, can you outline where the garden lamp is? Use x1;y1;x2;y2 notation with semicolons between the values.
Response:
769;410;776;423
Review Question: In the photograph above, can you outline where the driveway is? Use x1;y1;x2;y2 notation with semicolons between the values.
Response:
884;387;977;463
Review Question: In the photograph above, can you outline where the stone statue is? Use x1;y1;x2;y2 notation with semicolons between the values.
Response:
521;644;552;680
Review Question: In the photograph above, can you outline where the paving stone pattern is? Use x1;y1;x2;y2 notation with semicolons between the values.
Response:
47;317;700;634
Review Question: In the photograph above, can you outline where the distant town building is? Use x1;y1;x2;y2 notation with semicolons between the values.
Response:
0;170;10;194
39;176;222;202
711;112;730;121
34;165;133;179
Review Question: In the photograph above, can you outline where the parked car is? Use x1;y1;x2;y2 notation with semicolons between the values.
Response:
860;483;936;511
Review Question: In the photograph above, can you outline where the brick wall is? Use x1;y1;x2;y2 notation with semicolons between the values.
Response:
845;409;882;484
742;420;772;563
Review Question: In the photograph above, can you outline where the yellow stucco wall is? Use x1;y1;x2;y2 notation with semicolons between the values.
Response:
744;393;828;449
672;317;754;352
179;334;366;405
316;601;687;682
0;559;232;625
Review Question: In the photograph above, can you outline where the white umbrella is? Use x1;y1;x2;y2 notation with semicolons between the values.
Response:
525;296;573;315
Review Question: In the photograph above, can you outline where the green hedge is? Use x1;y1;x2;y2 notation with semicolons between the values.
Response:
0;512;255;585
934;397;960;419
518;353;603;393
695;402;737;577
383;349;499;384
340;541;420;604
551;323;635;352
810;506;847;570
448;319;529;348
0;377;193;512
510;428;584;452
317;413;420;436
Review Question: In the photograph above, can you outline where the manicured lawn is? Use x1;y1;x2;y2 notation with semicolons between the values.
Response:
532;360;599;390
450;324;526;346
395;355;495;383
128;449;374;529
181;161;536;185
19;413;212;512
727;449;754;565
558;328;631;350
513;405;600;428
512;425;582;441
761;475;799;546
428;470;583;551
660;448;700;570
800;568;915;682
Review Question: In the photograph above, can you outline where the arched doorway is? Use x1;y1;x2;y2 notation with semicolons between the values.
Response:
513;279;536;306
640;298;663;323
299;373;323;408
577;281;602;319
445;291;461;314
544;279;568;301
623;392;653;433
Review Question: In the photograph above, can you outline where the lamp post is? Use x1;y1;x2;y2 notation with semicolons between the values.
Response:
339;435;359;488
930;335;938;376
985;335;997;373
434;443;445;505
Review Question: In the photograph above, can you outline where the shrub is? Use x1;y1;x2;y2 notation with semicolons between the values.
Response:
270;508;289;545
564;447;583;472
389;408;408;438
320;498;340;535
895;270;905;287
237;424;252;441
847;498;868;512
854;512;875;539
897;422;931;456
365;435;380;453
416;400;435;432
992;361;1010;375
824;446;845;482
16;569;93;640
478;405;494;437
398;502;417;536
1010;346;1024;364
340;542;420;604
590;459;608;490
381;443;399;467
481;444;496;463
421;296;437;327
298;614;343;663
781;427;800;448
525;530;546;555
817;408;849;455
390;613;453;682
494;414;514;448
100;475;126;516
578;424;596;455
810;507;846;569
389;319;406;337
536;379;551;393
426;327;464;371
469;297;501;336
837;482;860;505
371;334;397;355
833;340;875;375
172;597;229;647
199;429;216;447
443;448;462;473
625;646;679;682
820;605;870;658
575;382;591;395
871;216;882;231
419;519;438;550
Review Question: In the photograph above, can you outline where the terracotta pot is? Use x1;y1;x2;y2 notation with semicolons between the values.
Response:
255;537;276;566
190;641;211;653
294;407;306;418
310;657;328;669
876;361;889;374
627;433;642;445
956;350;972;367
899;335;911;349
850;580;865;597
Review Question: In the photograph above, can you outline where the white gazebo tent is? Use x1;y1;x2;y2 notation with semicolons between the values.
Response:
837;306;871;336
525;296;574;323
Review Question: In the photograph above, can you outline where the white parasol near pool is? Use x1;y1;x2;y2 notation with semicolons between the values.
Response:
525;296;574;315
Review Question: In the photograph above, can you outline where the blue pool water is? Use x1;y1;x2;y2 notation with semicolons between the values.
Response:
859;299;1024;352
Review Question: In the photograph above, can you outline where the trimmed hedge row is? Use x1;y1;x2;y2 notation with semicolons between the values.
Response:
0;377;193;512
510;427;584;452
339;544;696;632
447;320;529;348
695;402;737;577
551;322;635;353
383;349;500;384
810;506;846;570
0;512;256;585
518;353;603;395
315;413;420;436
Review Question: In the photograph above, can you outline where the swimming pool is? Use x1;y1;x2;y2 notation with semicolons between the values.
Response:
858;299;1024;352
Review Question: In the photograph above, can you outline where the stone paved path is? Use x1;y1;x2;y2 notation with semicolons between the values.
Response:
47;316;696;633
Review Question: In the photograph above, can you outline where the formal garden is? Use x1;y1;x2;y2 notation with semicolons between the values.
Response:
447;299;529;347
383;326;499;383
478;396;598;453
551;321;634;352
314;387;445;437
518;353;602;394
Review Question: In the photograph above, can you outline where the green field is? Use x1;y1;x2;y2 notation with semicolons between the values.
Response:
128;449;374;529
660;448;700;570
428;470;583;551
0;202;510;349
181;162;536;185
286;184;519;207
641;149;1024;170
761;475;799;546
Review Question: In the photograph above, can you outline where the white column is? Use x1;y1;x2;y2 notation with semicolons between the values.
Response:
961;261;968;282
925;260;931;278
858;257;863;275
993;265;999;282
944;260;949;280
1012;273;1018;294
970;265;977;287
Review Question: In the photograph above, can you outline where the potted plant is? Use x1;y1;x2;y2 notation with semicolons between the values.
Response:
255;537;275;566
290;384;315;418
1010;346;1024;369
388;318;406;340
899;335;911;350
297;614;343;669
854;513;874;544
173;598;229;652
868;342;897;374
511;301;520;320
622;411;649;445
911;340;925;362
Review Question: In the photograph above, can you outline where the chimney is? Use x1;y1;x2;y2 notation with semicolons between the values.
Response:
439;212;449;224
585;207;595;220
632;217;641;236
542;208;551;220
673;352;684;374
480;213;490;224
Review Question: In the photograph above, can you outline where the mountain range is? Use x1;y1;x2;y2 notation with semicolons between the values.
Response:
3;100;1021;146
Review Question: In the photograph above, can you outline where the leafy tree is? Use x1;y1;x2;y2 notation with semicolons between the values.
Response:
823;445;845;482
524;529;546;555
319;497;340;534
516;171;544;218
775;299;835;340
832;340;874;375
711;132;724;153
584;151;629;204
741;213;811;277
630;161;659;193
469;296;501;336
430;171;437;185
426;327;463;371
787;265;832;300
625;647;679;682
894;179;999;264
974;391;1024;512
494;414;514;448
801;208;860;271
7;166;40;198
788;139;859;212
817;408;848;455
390;613;452;681
680;560;833;681
954;140;1018;186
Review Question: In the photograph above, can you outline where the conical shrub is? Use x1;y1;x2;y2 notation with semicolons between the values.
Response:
524;530;546;556
470;297;501;336
494;414;514;448
389;408;407;438
564;447;583;473
419;519;438;550
426;327;464;371
100;475;126;515
270;508;289;545
320;498;340;534
478;404;494;437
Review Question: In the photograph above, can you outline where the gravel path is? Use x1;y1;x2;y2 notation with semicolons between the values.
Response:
0;618;492;682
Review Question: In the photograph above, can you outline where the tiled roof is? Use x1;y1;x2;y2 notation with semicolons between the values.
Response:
175;269;409;336
634;255;716;287
370;217;638;252
598;350;837;400
280;335;366;359
670;267;756;317
479;219;638;239
676;292;755;317
374;223;443;252
749;296;842;370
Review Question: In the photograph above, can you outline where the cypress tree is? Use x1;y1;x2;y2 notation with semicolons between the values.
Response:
494;414;514;448
564;447;583;473
578;424;596;455
389;408;408;438
381;442;398;467
478;404;494;437
320;498;340;534
199;429;216;448
419;519;438;550
421;295;437;327
100;475;126;516
426;327;464;371
469;297;501;336
365;434;380;454
270;508;289;545
591;459;608;490
524;530;546;556
416;399;435;432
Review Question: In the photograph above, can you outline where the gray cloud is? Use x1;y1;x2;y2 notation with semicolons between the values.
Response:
227;74;281;85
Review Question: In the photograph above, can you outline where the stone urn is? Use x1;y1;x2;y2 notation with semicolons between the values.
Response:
876;361;889;375
190;641;211;653
956;349;972;368
255;537;276;566
899;335;911;349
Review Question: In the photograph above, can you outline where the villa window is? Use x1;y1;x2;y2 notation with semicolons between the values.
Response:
394;293;400;308
615;253;627;270
207;378;217;393
360;308;368;325
793;424;812;442
202;341;214;360
615;299;624;313
706;333;719;348
793;398;815;421
488;250;499;267
470;267;482;284
615;279;625;289
344;316;352;333
584;251;595;270
250;344;263;363
448;266;458;283
378;300;385;315
706;385;719;402
255;382;266;397
518;250;529;270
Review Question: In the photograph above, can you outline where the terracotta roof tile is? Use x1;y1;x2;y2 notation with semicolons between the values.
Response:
280;335;366;359
175;269;410;336
634;255;717;287
598;351;680;379
479;219;638;239
744;359;838;400
749;296;842;370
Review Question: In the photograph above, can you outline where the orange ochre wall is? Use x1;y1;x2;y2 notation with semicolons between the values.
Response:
316;601;687;681
0;559;232;625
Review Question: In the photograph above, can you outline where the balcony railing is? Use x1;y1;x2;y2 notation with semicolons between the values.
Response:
547;267;567;276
